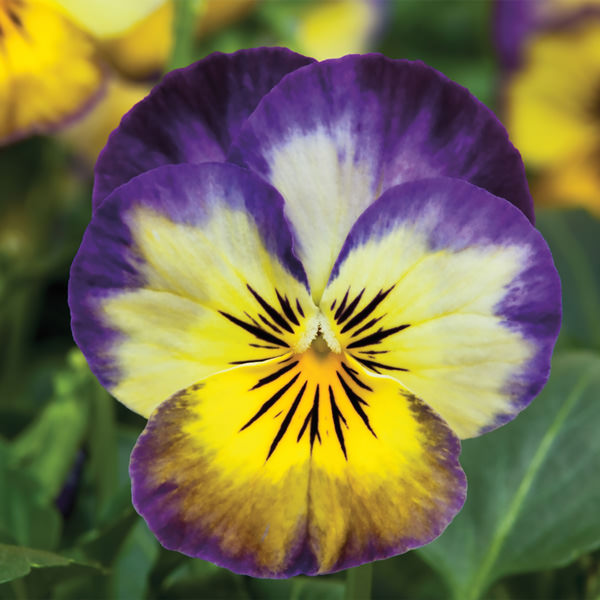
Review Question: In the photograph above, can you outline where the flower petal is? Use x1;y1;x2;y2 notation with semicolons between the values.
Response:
69;163;317;418
0;0;104;145
229;54;533;299
92;47;315;209
320;177;561;439
130;351;465;576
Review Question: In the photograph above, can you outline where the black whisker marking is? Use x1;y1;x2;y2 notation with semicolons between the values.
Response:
347;324;410;349
352;355;409;374
251;361;298;390
244;311;262;328
219;311;288;347
229;354;283;365
330;299;337;311
259;313;283;333
351;315;384;338
336;289;364;324
340;286;395;334
295;299;305;317
358;350;389;355
297;386;321;450
249;343;279;349
276;290;300;325
267;381;307;460
336;373;377;437
334;289;350;320
240;373;300;431
329;386;348;459
247;284;294;333
341;362;373;391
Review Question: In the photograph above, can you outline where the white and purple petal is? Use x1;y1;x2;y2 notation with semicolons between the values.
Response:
92;47;315;209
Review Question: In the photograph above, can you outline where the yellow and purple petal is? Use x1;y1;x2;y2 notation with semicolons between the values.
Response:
228;55;533;298
69;162;317;417
320;177;561;439
130;351;465;576
0;0;104;145
92;47;314;208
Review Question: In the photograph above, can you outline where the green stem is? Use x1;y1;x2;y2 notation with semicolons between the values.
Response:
345;563;373;600
168;0;199;71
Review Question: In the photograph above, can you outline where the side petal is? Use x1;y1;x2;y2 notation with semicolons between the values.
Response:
320;177;561;439
92;47;315;209
130;351;465;576
229;54;533;299
69;163;317;418
0;0;104;145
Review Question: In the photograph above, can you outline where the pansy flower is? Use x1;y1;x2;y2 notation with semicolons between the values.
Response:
69;48;561;577
497;1;600;216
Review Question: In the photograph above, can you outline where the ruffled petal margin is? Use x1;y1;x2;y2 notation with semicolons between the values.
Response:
130;351;465;577
69;162;316;417
92;47;315;209
321;177;561;439
229;54;533;299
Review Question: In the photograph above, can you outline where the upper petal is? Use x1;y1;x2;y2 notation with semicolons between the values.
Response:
92;47;315;209
320;177;561;439
228;54;534;299
69;162;317;417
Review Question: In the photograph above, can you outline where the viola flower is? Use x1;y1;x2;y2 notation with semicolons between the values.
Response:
69;48;561;577
497;2;600;216
0;0;104;144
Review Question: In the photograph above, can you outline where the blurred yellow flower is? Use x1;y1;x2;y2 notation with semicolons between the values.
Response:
293;0;381;60
504;18;600;216
0;0;103;144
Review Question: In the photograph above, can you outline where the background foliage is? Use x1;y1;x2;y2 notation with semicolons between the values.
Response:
1;1;600;599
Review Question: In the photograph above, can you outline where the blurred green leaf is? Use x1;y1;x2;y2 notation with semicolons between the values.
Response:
0;542;100;584
0;443;61;551
536;209;600;351
109;519;159;600
419;352;600;599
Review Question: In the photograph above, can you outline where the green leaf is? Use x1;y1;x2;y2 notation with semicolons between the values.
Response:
0;444;61;550
9;350;92;503
536;209;600;351
109;519;159;600
0;543;99;584
419;352;600;599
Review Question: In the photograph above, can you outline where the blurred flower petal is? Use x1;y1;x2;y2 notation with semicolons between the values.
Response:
0;0;104;144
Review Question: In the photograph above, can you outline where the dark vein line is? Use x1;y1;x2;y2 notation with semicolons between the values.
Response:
259;313;283;333
276;290;299;325
352;355;409;374
330;299;337;310
337;289;364;324
230;354;283;365
346;324;410;349
295;299;305;317
337;373;377;437
329;386;348;459
341;362;373;391
334;289;350;320
240;372;300;431
249;343;279;349
351;315;384;338
250;361;298;390
340;286;395;334
247;284;294;333
267;381;307;460
219;311;287;347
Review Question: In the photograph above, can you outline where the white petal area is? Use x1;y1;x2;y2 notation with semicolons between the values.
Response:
268;123;381;301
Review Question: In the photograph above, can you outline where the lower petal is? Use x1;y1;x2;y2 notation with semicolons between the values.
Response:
130;351;465;577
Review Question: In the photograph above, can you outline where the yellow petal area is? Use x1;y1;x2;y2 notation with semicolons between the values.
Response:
0;0;104;142
320;226;536;439
294;0;379;60
504;20;600;168
58;76;150;165
53;0;165;38
99;1;173;79
131;348;464;576
100;203;318;418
